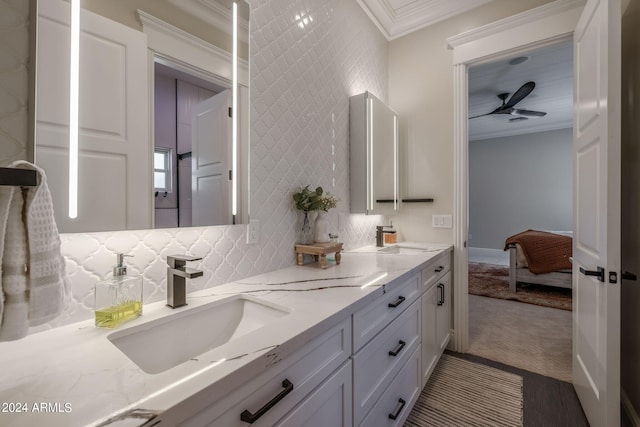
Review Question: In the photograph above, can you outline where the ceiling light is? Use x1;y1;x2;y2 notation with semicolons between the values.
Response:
508;56;529;65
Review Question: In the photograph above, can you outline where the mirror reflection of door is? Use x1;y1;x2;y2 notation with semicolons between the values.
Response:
191;89;231;226
153;64;230;228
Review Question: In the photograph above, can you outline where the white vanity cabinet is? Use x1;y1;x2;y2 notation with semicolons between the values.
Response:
351;273;421;426
179;317;352;426
420;251;452;388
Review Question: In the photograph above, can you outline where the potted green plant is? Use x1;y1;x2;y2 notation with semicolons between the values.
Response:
292;186;339;244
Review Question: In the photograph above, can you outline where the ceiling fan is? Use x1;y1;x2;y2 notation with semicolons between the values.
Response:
469;81;547;120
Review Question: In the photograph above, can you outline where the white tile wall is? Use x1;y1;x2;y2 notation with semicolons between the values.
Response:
11;0;389;331
0;0;29;166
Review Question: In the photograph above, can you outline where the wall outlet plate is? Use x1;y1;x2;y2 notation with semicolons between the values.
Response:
247;220;259;244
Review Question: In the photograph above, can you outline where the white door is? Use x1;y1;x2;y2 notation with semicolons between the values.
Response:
191;90;232;226
573;0;621;425
36;0;150;232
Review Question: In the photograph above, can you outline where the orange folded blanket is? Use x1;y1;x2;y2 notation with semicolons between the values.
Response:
504;229;572;274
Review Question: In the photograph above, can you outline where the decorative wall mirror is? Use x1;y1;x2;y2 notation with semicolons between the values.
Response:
33;0;249;233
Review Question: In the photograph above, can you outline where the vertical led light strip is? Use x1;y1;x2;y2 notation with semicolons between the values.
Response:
368;97;374;212
231;1;238;221
393;114;398;211
68;0;80;219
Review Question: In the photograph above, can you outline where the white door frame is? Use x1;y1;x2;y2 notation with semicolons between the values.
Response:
447;0;586;352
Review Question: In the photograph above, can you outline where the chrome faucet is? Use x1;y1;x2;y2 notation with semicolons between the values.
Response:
166;255;203;308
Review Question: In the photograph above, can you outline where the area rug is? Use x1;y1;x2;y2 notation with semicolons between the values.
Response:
405;354;523;427
468;263;572;311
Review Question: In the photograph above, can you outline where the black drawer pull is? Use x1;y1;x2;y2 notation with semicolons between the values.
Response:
388;340;406;357
388;296;406;308
579;266;605;282
388;398;406;420
435;266;444;272
240;379;294;423
437;283;445;306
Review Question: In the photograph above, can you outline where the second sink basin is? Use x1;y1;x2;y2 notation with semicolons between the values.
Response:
377;245;432;255
108;294;289;374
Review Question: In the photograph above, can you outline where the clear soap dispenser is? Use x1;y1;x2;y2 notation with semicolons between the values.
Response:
94;253;143;328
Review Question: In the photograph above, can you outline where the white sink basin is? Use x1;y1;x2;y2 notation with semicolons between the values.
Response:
377;245;431;255
108;295;289;374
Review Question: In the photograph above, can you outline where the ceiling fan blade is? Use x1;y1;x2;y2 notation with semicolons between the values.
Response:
469;113;491;119
511;108;546;118
504;81;535;108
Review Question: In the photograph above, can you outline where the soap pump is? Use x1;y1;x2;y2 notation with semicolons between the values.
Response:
94;253;143;328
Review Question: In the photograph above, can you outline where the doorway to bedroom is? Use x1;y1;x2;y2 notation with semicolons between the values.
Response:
466;39;574;383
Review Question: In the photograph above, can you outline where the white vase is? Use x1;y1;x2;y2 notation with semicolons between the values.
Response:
314;211;330;243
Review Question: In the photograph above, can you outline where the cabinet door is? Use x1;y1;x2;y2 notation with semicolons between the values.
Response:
276;361;352;427
435;272;452;353
421;284;438;389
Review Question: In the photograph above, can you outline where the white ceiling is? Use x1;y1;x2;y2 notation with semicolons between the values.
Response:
468;39;574;141
356;0;493;40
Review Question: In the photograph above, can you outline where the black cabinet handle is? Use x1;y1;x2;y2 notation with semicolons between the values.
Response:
622;271;638;281
388;340;406;357
579;266;605;282
435;266;444;272
240;379;294;423
388;398;406;420
437;283;445;306
388;296;406;308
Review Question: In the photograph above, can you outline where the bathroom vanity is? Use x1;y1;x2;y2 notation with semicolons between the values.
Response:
0;244;451;426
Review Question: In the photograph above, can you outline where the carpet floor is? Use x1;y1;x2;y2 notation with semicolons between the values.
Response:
468;262;572;311
405;354;523;427
468;294;572;382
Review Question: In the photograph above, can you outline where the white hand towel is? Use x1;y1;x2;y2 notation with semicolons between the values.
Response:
0;161;70;341
0;186;29;341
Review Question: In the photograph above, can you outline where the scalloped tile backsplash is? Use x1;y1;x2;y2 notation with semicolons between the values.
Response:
24;0;389;331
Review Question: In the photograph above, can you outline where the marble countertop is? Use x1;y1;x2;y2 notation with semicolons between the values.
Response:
0;243;451;427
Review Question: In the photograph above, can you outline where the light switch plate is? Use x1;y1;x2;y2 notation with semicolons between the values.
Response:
432;214;453;228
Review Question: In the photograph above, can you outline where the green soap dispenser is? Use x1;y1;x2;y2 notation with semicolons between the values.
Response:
94;253;143;328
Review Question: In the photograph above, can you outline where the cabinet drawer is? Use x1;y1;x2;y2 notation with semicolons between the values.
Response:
353;273;420;351
182;317;352;427
421;250;451;292
353;299;420;426
359;345;421;427
276;360;352;427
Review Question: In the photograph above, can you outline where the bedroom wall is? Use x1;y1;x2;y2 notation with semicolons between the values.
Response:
621;0;640;421
387;0;553;244
468;127;573;250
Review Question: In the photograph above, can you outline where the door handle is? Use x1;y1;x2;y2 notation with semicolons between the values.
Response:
579;266;605;282
622;271;637;281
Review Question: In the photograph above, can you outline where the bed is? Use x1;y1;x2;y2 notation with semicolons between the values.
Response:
505;230;573;293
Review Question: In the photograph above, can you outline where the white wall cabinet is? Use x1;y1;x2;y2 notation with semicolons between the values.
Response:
349;91;399;215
